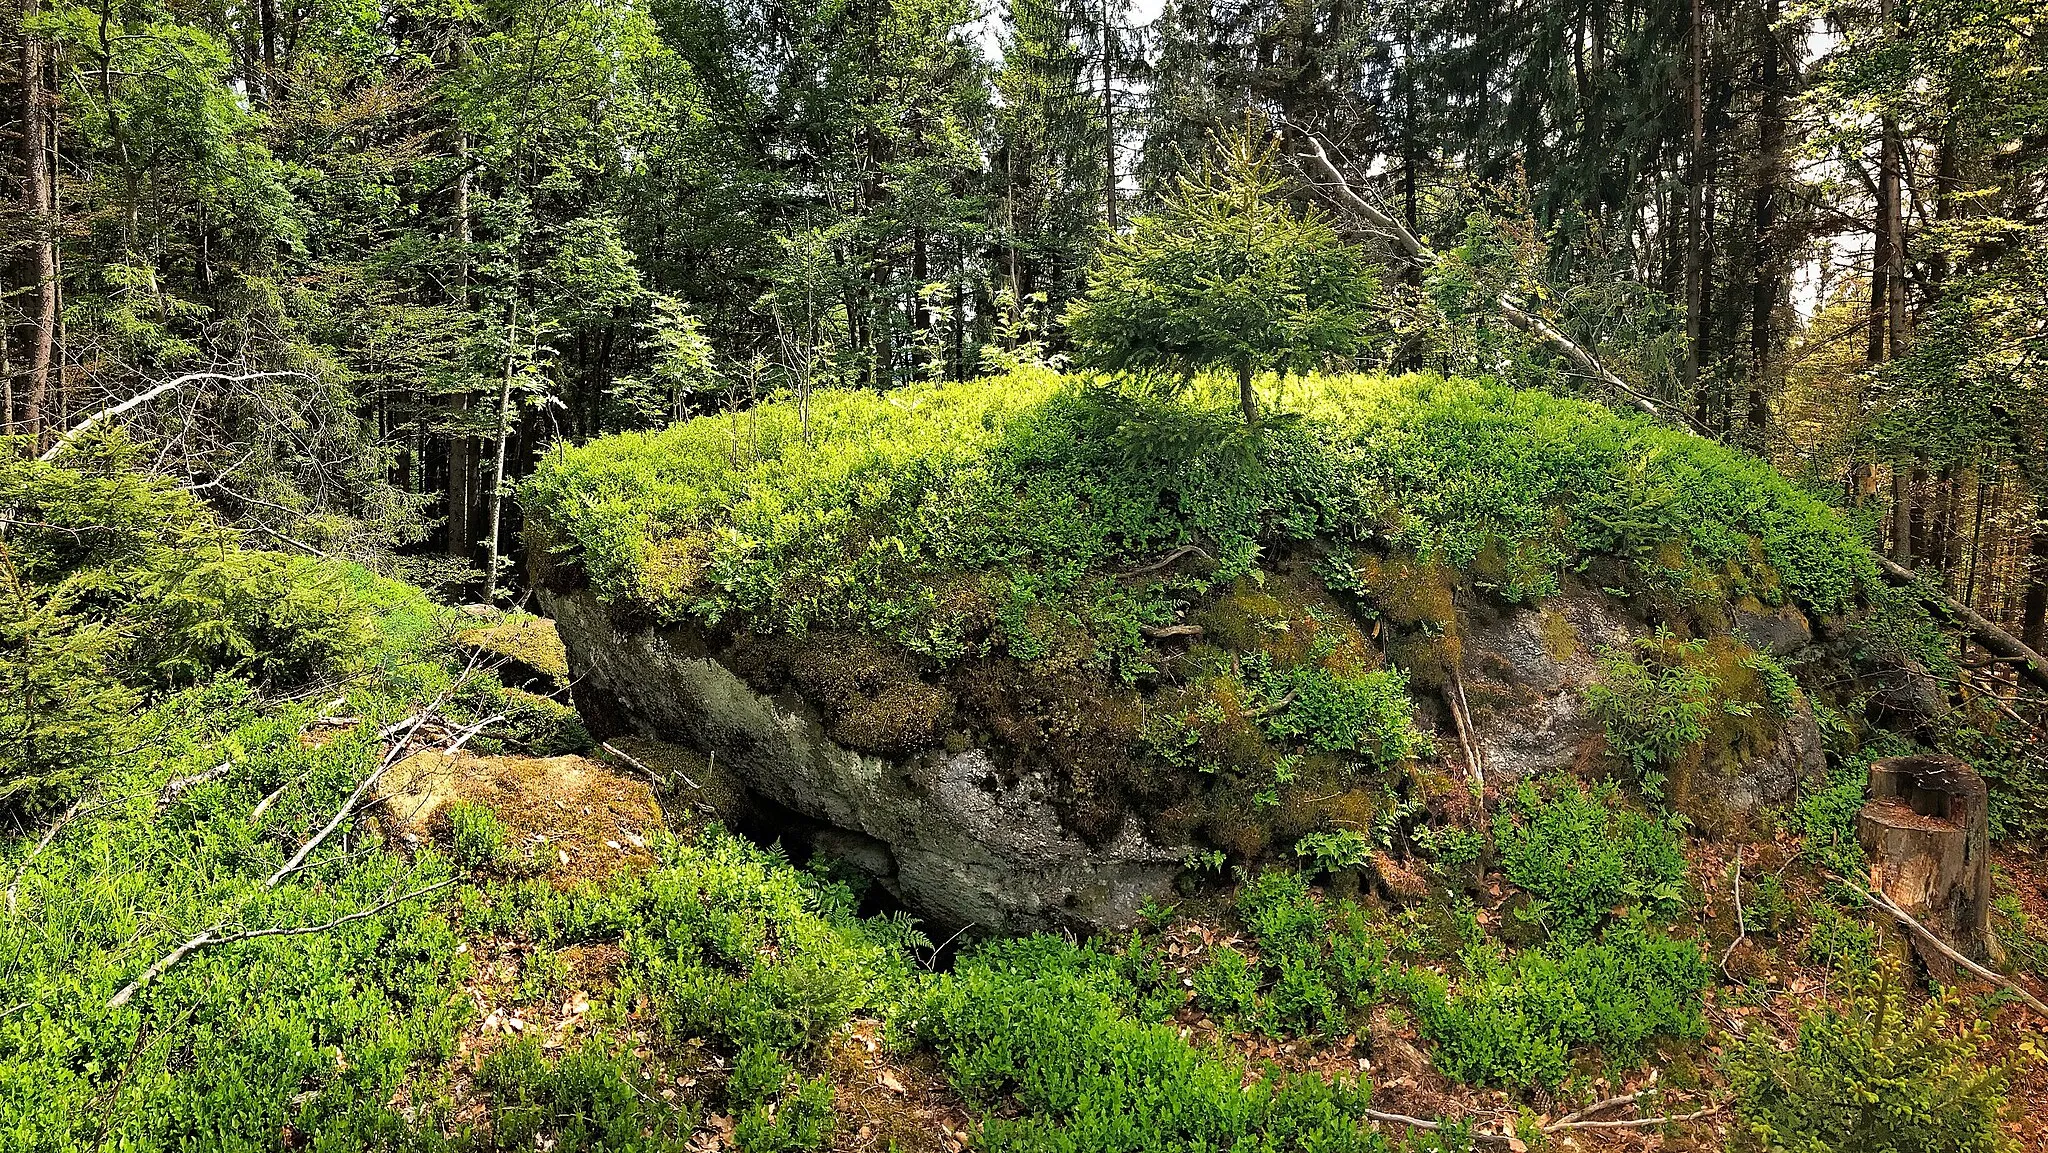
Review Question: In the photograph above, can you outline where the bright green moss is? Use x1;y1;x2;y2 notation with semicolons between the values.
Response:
523;372;1877;670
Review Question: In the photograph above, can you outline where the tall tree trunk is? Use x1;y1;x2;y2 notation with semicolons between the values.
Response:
1236;360;1256;425
912;227;930;378
1891;466;1913;565
2024;504;2048;652
1908;464;1929;560
1398;32;1423;372
1100;0;1118;232
444;130;475;567
14;0;56;446
1683;0;1706;413
257;0;278;104
484;305;518;606
950;269;965;382
1746;0;1787;441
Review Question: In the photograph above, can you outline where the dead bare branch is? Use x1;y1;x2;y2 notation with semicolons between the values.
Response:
6;794;94;913
1721;847;1747;978
1875;556;2048;694
265;708;435;888
1284;129;1695;429
1828;872;2048;1017
106;878;455;1008
38;371;314;463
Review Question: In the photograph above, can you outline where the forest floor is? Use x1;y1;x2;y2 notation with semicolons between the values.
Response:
385;729;2048;1151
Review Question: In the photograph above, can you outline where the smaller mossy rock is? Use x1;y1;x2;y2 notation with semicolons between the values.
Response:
1459;583;1634;784
1732;599;1813;657
457;615;571;693
379;749;663;885
498;688;593;756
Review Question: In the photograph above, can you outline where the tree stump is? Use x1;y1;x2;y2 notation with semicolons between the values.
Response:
1856;754;1994;981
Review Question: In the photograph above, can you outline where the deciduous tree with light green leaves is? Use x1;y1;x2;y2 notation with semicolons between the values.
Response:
1064;134;1380;424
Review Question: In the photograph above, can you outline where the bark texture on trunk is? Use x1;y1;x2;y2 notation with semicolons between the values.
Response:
14;1;56;444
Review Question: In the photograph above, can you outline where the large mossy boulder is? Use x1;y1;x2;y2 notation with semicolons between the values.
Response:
522;370;1869;932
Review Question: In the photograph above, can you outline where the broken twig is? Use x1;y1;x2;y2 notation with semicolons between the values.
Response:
1721;847;1747;978
6;794;92;914
1828;872;2048;1017
106;878;455;1008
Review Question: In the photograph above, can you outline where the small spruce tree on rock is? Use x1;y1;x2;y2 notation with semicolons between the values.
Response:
1064;132;1380;424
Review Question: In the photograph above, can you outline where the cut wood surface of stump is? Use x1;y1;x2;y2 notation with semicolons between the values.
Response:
1857;754;1995;980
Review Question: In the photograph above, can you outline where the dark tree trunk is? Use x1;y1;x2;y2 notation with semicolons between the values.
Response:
1683;0;1706;412
1746;0;1787;441
14;2;55;444
2024;507;2048;652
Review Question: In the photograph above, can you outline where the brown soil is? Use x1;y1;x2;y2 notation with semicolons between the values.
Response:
824;1019;974;1152
380;749;663;885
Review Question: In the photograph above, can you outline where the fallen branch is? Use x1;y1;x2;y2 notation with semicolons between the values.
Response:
264;709;433;888
602;741;701;792
1547;1090;1645;1127
1285;129;1691;429
1118;544;1214;578
1360;1107;1499;1141
1721;847;1747;978
1364;1090;1724;1143
1549;1102;1727;1132
1447;666;1484;790
440;713;505;756
156;757;233;811
106;878;455;1008
1829;872;2048;1017
39;371;313;463
249;782;292;822
6;794;92;914
1875;556;2048;694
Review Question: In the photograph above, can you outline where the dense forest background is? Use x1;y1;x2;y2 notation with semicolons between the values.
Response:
4;0;2045;639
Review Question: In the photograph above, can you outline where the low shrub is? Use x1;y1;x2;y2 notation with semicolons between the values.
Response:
447;799;509;869
1800;902;1877;973
1408;919;1712;1087
1492;777;1688;941
1255;661;1428;765
1727;960;2019;1153
1235;869;1324;964
1295;829;1372;875
1190;945;1263;1029
732;1074;835;1153
1586;635;1718;796
1193;872;1407;1039
478;1037;698;1151
918;939;1391;1152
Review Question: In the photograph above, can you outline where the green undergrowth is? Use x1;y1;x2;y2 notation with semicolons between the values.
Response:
523;371;1877;673
0;446;901;1150
0;608;912;1149
917;935;1393;1153
1176;782;1709;1089
1492;776;1690;941
1727;960;2020;1152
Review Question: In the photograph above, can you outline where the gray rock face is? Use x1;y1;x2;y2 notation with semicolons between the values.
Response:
544;589;1184;935
1459;587;1637;785
546;577;1826;934
1456;585;1824;830
1733;602;1814;657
